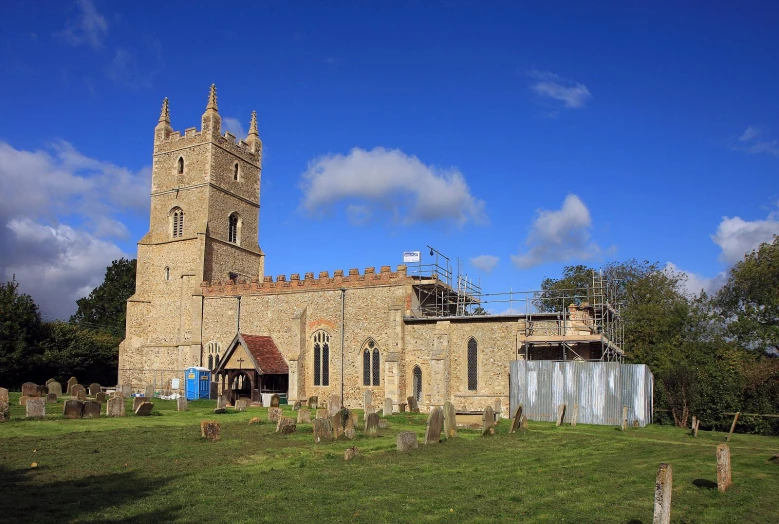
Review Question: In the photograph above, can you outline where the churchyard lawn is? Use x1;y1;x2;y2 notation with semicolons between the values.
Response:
1;393;777;523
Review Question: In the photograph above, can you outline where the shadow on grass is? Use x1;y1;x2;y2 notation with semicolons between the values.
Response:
692;478;718;490
0;465;180;523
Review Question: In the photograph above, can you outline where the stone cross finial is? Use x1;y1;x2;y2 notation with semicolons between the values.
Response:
206;84;218;111
159;97;170;124
248;110;259;137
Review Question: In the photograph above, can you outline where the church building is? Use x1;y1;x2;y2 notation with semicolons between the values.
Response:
119;86;623;412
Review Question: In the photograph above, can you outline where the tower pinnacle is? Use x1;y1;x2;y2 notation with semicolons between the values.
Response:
248;110;259;137
206;84;218;112
158;97;170;124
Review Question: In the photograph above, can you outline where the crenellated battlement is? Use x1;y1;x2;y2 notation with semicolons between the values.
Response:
201;265;410;296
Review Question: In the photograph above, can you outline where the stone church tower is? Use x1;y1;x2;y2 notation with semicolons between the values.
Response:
119;85;265;384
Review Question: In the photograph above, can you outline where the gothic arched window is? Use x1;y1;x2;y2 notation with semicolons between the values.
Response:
171;207;184;238
362;339;380;386
228;212;241;244
413;366;422;402
312;331;330;386
206;341;221;370
467;337;478;391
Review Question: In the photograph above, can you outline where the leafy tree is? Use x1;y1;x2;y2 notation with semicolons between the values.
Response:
535;265;596;312
0;277;43;387
71;258;136;335
40;322;120;386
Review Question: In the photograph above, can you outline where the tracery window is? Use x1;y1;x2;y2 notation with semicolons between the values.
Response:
171;207;184;238
313;331;330;386
467;337;478;391
412;366;422;402
206;341;221;371
362;339;380;386
228;212;241;244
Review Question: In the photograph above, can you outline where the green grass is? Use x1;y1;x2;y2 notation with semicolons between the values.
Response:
1;393;777;523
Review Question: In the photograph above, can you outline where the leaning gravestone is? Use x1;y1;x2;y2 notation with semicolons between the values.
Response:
328;394;342;416
0;387;10;422
292;400;301;410
88;383;101;397
96;392;107;404
482;405;496;436
133;397;146;412
106;396;126;417
510;405;524;434
200;421;221;441
145;385;154;398
556;404;566;426
443;401;457;439
270;393;280;407
66;377;78;396
26;398;46;419
425;407;443;444
365;412;380;437
267;407;283;422
63;399;84;419
276;417;296;434
297;409;311;424
235;399;248;412
135;402;154;416
21;382;38;397
82;400;101;419
313;417;334;443
407;396;419;413
344;414;356;439
364;390;373;412
308;396;318;410
653;463;672;524
397;431;419;452
716;444;732;493
48;381;62;396
46;393;58;404
384;397;393;416
177;397;188;411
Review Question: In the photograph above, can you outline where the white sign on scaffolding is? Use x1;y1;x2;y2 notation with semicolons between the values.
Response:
403;251;421;263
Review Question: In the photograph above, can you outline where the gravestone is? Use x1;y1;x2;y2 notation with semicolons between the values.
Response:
378;419;389;429
177;396;188;411
621;405;628;431
364;390;373;412
66;377;78;396
133;397;146;412
407;396;419;413
249;417;262;425
96;392;107;404
292;400;301;410
48;381;62;396
276;417;297;434
365;412;380;437
63;399;84;419
71;384;86;400
571;404;579;427
0;387;8;404
328;394;342;416
26;398;46;419
88;383;101;397
82;400;101;419
297;409;312;424
135;402;154;416
267;407;283;422
443;401;457;439
315;408;328;419
0;388;8;422
482;405;495;436
19;396;29;406
344;415;356;439
397;431;419;452
520;415;528;431
21;382;38;397
383;397;393;416
235;399;248;412
120;384;132;397
351;411;359;427
556;404;566;426
217;395;227;409
494;398;502;419
399;403;407;413
46;393;58;403
313;417;334;443
46;378;56;385
106;396;126;417
200;420;221;441
330;414;344;438
424;407;443;444
510;405;524;434
308;396;318;410
145;385;154;398
270;393;280;407
36;384;48;396
653;463;672;524
716;444;732;493
344;446;358;461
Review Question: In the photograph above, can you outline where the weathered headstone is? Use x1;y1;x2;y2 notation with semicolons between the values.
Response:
344;446;358;461
621;405;629;431
26;397;46;419
443;401;457;439
378;419;389;429
276;416;297;434
145;385;154;398
270;393;280;407
71;384;86;400
234;399;248;412
510;404;523;434
308;396;318;410
0;387;8;404
292;400;301;410
200;420;221;441
345;415;356;439
399;403;407;412
363;412;379;437
424;407;443;444
494;398;502;419
46;378;56;385
63;399;84;419
407;396;419;413
66;377;78;396
520;415;529;431
320;400;328;410
88;383;101;397
249;416;262;425
364;390;373;412
46;393;58;403
383;397;393;416
133;397;146;412
716;444;732;493
267;407;283;422
177;396;188;411
653;463;672;524
19;396;29;406
120;384;132;397
36;384;48;396
351;410;359;427
571;404;579;427
330;414;344;438
328;394;342;416
48;381;62;396
482;405;495;436
397;431;419;451
556;404;566;426
313;417;334;443
135;402;154;416
297;409;312;424
216;394;227;409
21;382;38;397
96;392;107;404
106;396;126;417
315;408;328;419
82;400;101;419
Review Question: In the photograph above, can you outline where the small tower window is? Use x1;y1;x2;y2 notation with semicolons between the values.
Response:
206;341;221;370
171;207;184;238
228;212;241;244
234;163;239;181
164;267;170;281
177;157;184;174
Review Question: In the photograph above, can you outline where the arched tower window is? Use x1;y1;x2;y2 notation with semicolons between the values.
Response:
170;207;184;238
413;366;422;402
467;337;478;391
312;331;330;386
234;163;239;181
362;339;380;386
228;213;241;245
177;157;184;174
206;341;221;371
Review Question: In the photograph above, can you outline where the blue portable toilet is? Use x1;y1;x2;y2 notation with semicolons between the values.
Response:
185;366;211;400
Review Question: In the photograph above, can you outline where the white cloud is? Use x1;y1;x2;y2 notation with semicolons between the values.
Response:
529;70;592;109
470;255;499;273
511;194;600;269
300;147;486;226
56;0;108;49
712;212;779;265
732;125;779;157
664;262;727;297
738;126;762;142
222;117;246;139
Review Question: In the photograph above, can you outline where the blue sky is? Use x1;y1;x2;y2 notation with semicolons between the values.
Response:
1;1;778;319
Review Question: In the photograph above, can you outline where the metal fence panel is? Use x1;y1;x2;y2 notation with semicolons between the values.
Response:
510;360;653;427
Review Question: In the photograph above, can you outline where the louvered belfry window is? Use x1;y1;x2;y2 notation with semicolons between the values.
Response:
172;208;184;238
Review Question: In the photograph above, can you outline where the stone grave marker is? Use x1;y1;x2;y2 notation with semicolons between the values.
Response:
571;404;579;427
399;403;407;412
26;397;46;419
46;393;58;403
494;398;502;419
556;404;566;426
397;431;419;452
145;385;154;398
96;392;107;404
482;405;495;436
378;419;389;429
216;395;227;409
520;415;528;431
510;405;523;434
0;387;8;404
48;381;62;396
82;400;101;419
313;417;334;443
345;415;356;439
443;401;457;439
276;417;297;434
135;402;154;416
66;377;78;396
297;409;312;424
330;414;344;438
71;384;85;400
270;393;280;407
200;420;221;441
21;382;38;397
63;399;84;419
88;383;101;397
364;390;373;412
249;417;262;425
308;396;318;410
46;378;56;385
621;405;628;431
132;397;146;412
424;407;443;444
716;444;732;493
315;408;328;419
328;394;342;416
235;399;248;412
120;384;132;397
365;412;380;437
106;396;126;417
351;411;359;426
36;384;48;396
177;396;188;411
383;397;393;416
653;463;672;524
344;446;358;461
0;388;8;422
407;396;419;413
267;407;283;422
19;396;29;406
76;388;87;401
292;400;301;410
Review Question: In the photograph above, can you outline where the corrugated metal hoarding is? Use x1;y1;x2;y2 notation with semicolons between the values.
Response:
509;361;654;427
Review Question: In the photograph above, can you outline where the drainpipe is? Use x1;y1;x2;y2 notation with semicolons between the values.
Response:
340;288;346;403
236;296;241;334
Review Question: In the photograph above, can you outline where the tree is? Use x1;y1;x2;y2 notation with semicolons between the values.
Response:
40;322;120;386
535;265;596;312
71;258;136;335
716;235;779;353
0;277;43;387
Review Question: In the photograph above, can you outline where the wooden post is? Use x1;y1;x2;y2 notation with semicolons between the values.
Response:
693;419;700;438
653;463;672;524
726;412;740;442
